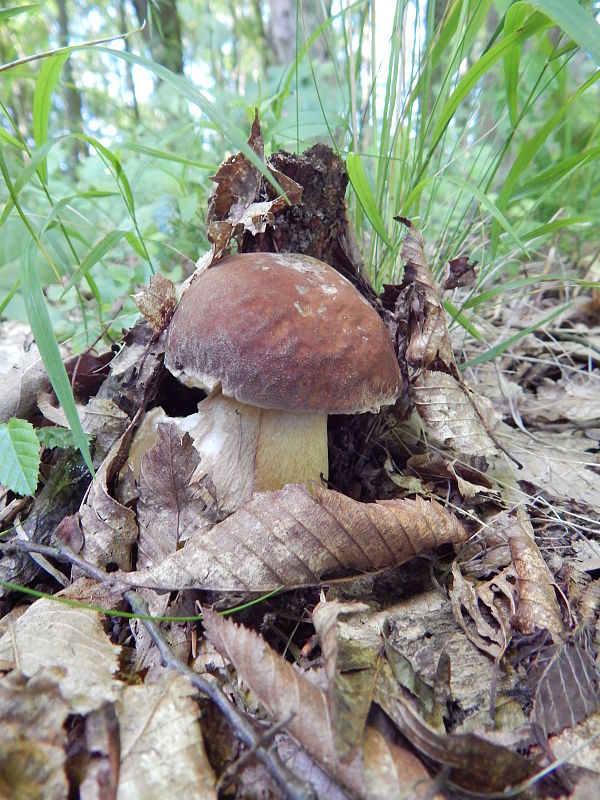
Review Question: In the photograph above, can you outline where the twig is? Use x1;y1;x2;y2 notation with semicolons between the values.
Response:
125;591;315;800
0;28;144;74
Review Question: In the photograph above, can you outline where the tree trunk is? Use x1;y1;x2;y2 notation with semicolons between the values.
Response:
55;0;87;163
132;0;184;74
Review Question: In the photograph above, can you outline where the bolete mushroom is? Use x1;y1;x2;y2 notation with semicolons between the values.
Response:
157;252;401;511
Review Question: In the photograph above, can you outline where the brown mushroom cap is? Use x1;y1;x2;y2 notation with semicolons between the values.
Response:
165;252;401;414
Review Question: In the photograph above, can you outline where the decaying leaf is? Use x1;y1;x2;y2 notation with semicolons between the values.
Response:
532;640;600;737
387;693;538;793
0;669;70;800
116;672;216;800
507;507;565;639
38;392;129;465
312;599;374;759
449;561;515;659
202;607;440;800
442;256;478;291
521;371;600;425
79;426;138;571
123;482;468;592
0;599;121;714
389;222;501;458
133;273;177;335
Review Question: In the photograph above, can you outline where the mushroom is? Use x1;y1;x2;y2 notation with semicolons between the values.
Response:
150;252;401;511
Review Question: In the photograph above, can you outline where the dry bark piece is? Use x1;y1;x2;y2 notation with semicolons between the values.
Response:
133;272;177;335
79;702;120;800
0;670;70;800
122;482;468;593
312;599;374;759
202;608;440;800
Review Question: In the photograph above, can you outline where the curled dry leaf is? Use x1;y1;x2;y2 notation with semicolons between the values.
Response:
312;599;374;759
391;222;500;458
387;693;538;793
79;426;138;571
123;482;468;592
507;507;565;639
202;608;440;800
133;273;177;336
449;561;515;659
116;672;216;800
0;599;121;714
532;640;600;737
0;670;70;800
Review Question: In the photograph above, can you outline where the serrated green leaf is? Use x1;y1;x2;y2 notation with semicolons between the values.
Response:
32;51;70;183
0;418;40;496
21;241;94;476
36;426;84;451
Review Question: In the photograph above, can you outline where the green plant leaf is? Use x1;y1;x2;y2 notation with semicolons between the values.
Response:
346;152;393;249
525;0;600;65
0;418;40;497
503;4;529;127
62;230;127;294
0;4;39;23
21;241;94;476
32;51;70;183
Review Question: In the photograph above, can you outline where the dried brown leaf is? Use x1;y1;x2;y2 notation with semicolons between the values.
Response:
0;599;121;714
116;672;216;800
532;641;600;736
136;423;209;568
123;483;468;592
522;372;600;425
133;273;177;335
312;599;374;759
38;392;130;465
202;608;439;800
449;561;515;659
507;508;565;639
387;694;537;792
79;427;138;571
0;670;70;800
442;256;477;291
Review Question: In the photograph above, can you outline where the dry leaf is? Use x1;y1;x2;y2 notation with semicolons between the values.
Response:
507;508;565;639
312;599;374;759
79;427;138;571
522;372;600;425
116;672;216;800
442;256;477;291
387;694;538;792
532;640;600;736
123;483;468;592
202;608;439;800
38;392;129;465
79;702;120;800
0;599;121;714
0;670;70;800
449;561;515;659
133;273;177;335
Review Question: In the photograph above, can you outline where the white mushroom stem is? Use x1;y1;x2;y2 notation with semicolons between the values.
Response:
124;390;328;513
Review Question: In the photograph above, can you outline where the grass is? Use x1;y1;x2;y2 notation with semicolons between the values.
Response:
0;0;600;487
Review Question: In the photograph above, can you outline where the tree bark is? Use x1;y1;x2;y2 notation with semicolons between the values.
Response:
132;0;184;74
55;0;87;163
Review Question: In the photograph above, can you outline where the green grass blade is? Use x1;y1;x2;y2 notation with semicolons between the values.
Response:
32;51;70;183
346;152;393;249
0;4;39;24
62;230;127;294
0;419;40;497
96;46;288;202
460;304;569;370
21;241;94;475
0;126;25;150
526;0;600;64
120;142;216;170
503;4;529;127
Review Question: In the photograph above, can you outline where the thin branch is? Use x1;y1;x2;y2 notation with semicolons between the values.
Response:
0;26;144;74
125;591;316;800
